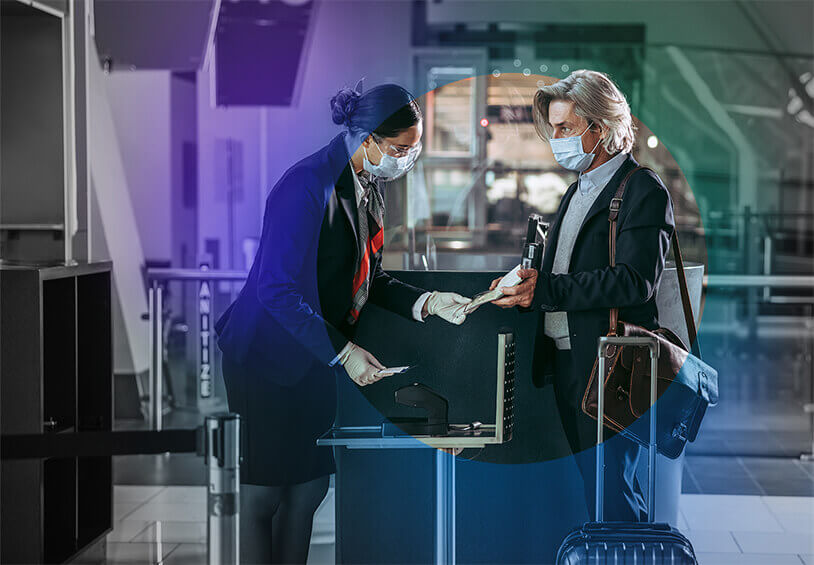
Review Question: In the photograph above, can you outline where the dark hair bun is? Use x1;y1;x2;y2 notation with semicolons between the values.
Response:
330;88;361;126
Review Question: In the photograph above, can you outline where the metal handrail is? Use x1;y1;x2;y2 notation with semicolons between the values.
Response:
705;274;814;288
145;267;814;289
145;269;248;431
147;268;249;282
144;267;814;462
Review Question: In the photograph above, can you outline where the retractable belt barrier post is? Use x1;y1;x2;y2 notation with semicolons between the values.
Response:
205;414;240;565
1;413;241;565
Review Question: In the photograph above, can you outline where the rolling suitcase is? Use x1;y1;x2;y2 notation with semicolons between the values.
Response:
556;335;698;565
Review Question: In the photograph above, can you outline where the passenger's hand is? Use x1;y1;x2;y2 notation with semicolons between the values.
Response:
491;269;539;309
440;447;464;456
339;343;391;386
425;291;472;325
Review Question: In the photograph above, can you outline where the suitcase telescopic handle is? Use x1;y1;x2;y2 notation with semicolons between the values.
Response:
596;336;660;523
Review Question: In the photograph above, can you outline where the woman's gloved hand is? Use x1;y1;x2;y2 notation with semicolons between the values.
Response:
339;343;392;386
423;291;472;325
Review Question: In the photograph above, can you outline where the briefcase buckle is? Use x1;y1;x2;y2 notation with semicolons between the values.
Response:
609;198;623;212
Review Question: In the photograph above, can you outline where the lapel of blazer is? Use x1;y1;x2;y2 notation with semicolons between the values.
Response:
574;153;639;238
336;165;359;242
542;181;578;272
541;154;639;272
326;133;360;261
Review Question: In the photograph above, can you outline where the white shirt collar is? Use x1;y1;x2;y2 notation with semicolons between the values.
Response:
578;152;628;195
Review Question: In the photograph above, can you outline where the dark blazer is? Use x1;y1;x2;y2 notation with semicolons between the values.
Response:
528;154;675;389
214;133;426;386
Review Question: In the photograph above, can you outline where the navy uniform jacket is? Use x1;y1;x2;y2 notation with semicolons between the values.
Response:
528;154;675;390
215;133;426;386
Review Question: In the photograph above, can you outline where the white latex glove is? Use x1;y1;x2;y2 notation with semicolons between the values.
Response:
425;291;472;325
339;343;391;386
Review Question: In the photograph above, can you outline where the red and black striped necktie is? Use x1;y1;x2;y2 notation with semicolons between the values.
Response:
347;172;385;325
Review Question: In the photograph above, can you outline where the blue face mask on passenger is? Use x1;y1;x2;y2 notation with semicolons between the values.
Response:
549;122;602;172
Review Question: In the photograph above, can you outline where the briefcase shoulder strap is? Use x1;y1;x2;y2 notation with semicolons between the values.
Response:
607;166;642;335
607;166;700;356
670;227;700;356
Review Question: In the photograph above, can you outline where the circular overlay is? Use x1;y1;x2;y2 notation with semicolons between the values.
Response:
354;73;707;465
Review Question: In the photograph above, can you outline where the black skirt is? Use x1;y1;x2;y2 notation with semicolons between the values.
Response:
221;354;337;486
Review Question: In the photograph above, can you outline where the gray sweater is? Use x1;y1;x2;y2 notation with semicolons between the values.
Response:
544;152;628;349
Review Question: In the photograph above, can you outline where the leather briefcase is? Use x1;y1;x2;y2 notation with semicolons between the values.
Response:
581;166;719;459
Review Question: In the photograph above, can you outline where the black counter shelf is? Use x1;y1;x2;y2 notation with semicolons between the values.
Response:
1;261;113;564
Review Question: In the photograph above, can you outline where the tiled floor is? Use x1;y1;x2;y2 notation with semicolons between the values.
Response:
684;455;814;496
679;494;814;564
102;485;813;564
104;485;335;564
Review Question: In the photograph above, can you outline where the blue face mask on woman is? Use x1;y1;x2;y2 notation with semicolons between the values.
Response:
549;123;602;172
363;139;420;181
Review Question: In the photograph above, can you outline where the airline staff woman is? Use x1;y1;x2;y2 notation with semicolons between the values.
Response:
215;84;473;564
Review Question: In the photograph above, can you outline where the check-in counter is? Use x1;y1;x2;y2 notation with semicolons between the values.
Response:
333;270;687;564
